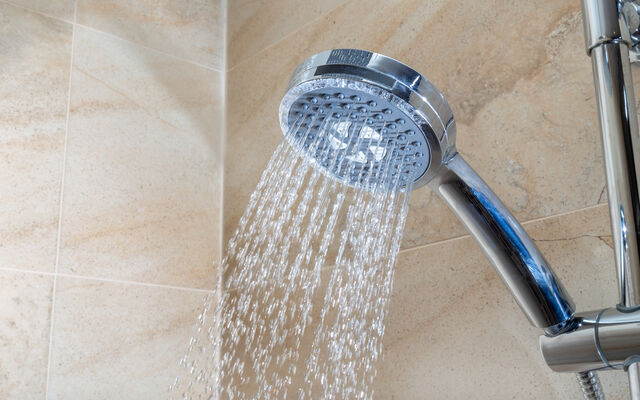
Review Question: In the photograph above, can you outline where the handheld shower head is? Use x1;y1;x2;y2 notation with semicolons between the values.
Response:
279;49;456;191
279;49;576;332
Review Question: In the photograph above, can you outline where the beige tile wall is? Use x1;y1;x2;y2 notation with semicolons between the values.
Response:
227;0;348;68
0;2;72;273
47;277;207;399
0;269;53;398
58;25;222;289
224;0;635;398
0;0;223;398
76;0;224;69
3;0;637;397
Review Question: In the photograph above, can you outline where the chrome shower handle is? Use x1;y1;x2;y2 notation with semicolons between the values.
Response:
428;153;575;332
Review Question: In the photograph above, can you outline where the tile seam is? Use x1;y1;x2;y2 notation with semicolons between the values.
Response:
74;22;223;73
397;202;609;255
44;0;77;396
54;272;216;293
0;0;73;24
226;0;351;72
221;0;228;278
0;267;55;277
0;267;215;293
220;204;610;277
0;0;224;73
520;202;607;225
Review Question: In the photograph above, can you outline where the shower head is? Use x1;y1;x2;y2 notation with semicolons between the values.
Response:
279;49;576;332
279;49;457;191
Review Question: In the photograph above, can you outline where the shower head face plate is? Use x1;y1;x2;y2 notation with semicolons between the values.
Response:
279;49;456;191
284;82;431;191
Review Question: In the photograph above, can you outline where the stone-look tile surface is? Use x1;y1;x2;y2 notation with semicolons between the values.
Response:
227;0;347;68
5;0;75;21
374;204;627;398
0;3;72;272
58;27;222;288
0;269;53;399
48;277;208;399
225;0;607;249
76;0;224;69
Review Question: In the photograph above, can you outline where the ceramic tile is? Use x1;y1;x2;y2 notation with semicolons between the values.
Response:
76;0;224;69
0;269;53;398
5;0;75;21
224;0;608;250
58;27;222;288
227;0;347;68
0;3;72;272
374;204;627;398
48;277;209;399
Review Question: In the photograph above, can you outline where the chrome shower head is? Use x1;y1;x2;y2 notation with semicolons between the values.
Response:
279;49;456;191
279;49;577;332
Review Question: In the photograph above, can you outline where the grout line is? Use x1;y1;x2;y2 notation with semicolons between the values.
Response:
44;0;77;395
0;0;73;24
216;0;227;355
216;0;227;352
0;266;216;293
226;0;351;72
397;233;471;255
0;267;55;277
220;0;228;272
519;202;607;225
223;260;339;293
396;202;610;255
0;0;223;73
73;22;224;73
53;273;216;293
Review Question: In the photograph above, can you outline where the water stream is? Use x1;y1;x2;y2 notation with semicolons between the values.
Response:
170;115;413;399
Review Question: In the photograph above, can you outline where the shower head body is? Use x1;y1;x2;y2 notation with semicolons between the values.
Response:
279;49;456;191
279;49;576;332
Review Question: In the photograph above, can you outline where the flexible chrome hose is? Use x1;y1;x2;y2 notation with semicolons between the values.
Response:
577;371;605;400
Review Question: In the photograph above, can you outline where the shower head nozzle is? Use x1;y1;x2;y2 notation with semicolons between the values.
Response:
279;49;456;191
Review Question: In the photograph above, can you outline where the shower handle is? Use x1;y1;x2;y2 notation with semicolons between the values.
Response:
428;152;576;332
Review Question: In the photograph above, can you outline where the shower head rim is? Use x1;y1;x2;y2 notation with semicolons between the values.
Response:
280;49;457;190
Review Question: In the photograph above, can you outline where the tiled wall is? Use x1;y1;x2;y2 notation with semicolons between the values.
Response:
0;0;224;398
225;0;632;398
3;0;637;398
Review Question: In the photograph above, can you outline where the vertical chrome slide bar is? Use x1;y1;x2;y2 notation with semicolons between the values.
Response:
581;0;640;397
581;0;640;313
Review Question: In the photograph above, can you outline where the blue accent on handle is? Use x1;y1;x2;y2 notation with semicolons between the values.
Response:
470;186;574;324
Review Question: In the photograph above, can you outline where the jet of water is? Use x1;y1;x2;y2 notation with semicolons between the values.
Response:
170;115;413;400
